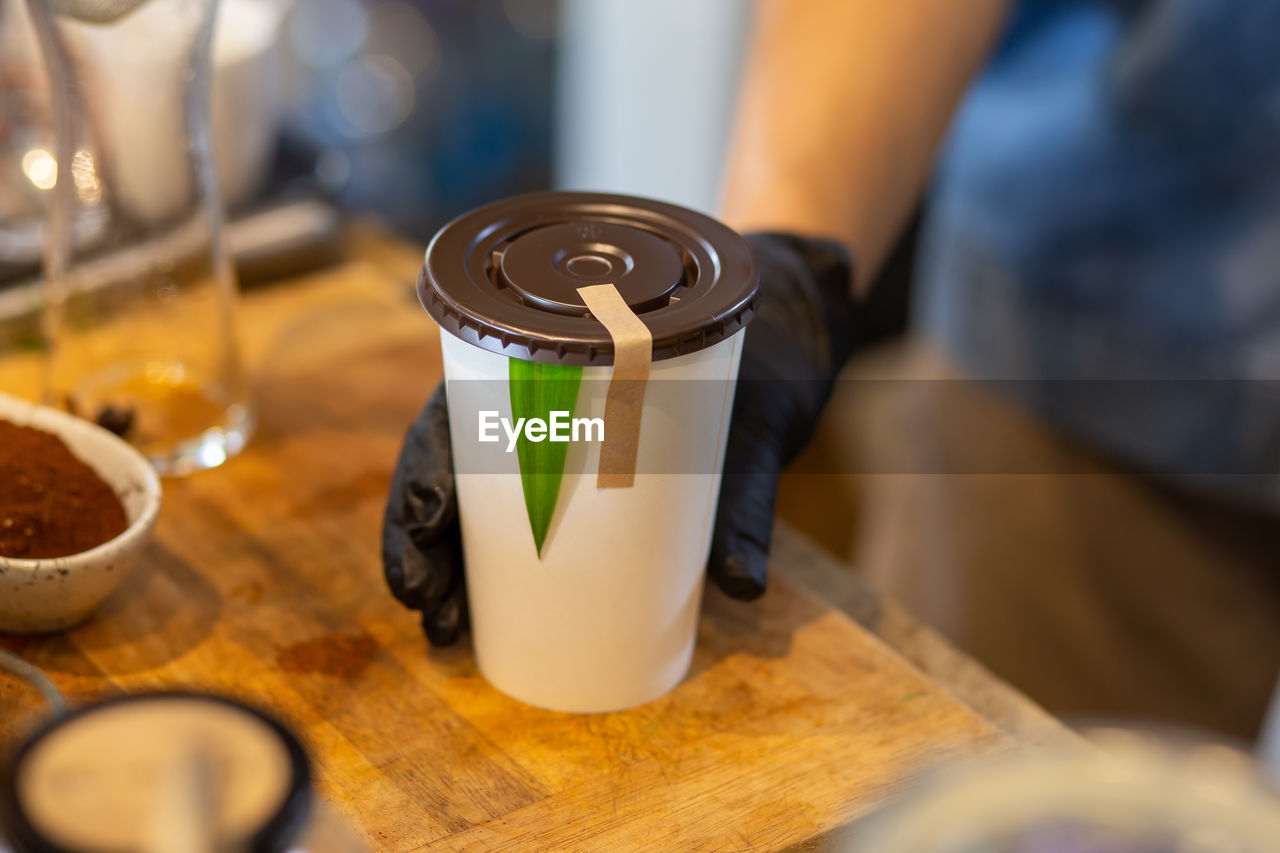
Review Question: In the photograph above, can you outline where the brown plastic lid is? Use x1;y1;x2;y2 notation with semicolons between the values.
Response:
420;191;759;365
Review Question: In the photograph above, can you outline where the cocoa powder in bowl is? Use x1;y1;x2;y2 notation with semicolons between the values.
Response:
0;420;129;559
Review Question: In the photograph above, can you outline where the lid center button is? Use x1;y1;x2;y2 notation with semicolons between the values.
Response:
565;254;614;279
552;243;632;282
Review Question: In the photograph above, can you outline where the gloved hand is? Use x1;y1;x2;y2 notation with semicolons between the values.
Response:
383;232;861;645
707;232;862;599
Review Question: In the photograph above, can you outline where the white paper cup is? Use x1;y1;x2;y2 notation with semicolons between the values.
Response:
420;192;758;712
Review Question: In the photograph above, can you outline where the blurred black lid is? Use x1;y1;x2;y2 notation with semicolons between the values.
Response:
0;692;311;853
420;191;759;366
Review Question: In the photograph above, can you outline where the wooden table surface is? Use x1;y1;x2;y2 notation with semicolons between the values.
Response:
0;225;1070;851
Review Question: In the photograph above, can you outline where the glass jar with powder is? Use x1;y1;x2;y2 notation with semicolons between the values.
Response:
28;0;253;475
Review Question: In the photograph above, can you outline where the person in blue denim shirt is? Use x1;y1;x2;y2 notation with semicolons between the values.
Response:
920;0;1280;498
722;0;1280;738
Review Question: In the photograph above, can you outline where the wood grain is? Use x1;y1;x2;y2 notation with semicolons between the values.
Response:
2;228;1012;851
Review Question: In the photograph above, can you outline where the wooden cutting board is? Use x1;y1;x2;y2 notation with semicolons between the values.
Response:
1;231;1010;851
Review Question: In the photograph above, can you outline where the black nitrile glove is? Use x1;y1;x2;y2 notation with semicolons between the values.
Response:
707;233;861;599
382;232;860;644
382;383;469;645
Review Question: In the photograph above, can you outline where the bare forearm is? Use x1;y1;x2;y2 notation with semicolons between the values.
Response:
720;0;1010;291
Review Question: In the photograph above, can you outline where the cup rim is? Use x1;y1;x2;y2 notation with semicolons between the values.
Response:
0;392;162;571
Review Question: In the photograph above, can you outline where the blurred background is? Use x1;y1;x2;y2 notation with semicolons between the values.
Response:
0;0;758;290
263;0;750;233
197;0;744;232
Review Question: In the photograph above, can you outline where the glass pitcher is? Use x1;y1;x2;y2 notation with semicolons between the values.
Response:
28;0;252;474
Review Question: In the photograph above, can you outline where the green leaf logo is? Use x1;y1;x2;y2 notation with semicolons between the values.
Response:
509;359;583;557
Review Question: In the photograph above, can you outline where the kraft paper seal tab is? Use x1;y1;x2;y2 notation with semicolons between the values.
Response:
577;283;651;488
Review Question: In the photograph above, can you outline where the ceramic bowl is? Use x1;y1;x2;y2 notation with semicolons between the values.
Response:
0;393;162;634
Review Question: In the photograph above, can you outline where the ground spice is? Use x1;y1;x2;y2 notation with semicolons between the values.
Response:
0;420;129;559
